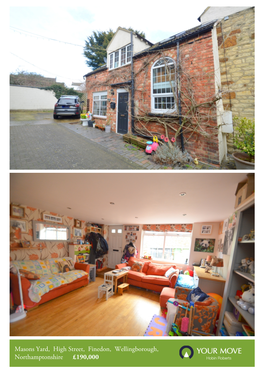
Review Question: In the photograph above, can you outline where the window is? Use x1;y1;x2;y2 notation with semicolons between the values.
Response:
141;231;191;264
109;44;131;69
110;54;114;69
33;221;70;242
93;92;107;117
114;51;119;68
152;57;177;113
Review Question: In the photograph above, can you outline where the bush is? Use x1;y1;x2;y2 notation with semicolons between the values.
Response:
233;117;255;159
153;143;193;166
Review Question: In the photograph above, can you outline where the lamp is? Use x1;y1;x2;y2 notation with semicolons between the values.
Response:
206;255;212;264
10;265;27;323
210;257;224;277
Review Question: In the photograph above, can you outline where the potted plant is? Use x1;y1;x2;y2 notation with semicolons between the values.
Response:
105;118;111;133
232;117;255;169
80;113;88;127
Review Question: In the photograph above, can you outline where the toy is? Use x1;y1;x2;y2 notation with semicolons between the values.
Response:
151;136;159;151
181;307;189;332
171;323;182;336
145;141;153;154
238;258;249;272
145;137;159;154
237;284;254;313
184;270;190;275
247;258;254;275
242;284;254;304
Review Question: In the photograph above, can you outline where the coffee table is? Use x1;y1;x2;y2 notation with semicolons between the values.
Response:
104;270;128;294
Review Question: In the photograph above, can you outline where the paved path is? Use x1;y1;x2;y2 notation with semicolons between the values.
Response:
10;112;236;170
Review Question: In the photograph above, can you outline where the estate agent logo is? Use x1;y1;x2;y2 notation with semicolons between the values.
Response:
179;346;194;359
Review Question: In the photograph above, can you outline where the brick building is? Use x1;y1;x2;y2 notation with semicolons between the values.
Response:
84;7;254;165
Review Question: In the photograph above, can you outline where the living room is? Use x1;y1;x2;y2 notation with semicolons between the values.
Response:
10;172;254;337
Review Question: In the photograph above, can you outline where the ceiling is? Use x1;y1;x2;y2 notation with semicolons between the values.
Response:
10;172;250;225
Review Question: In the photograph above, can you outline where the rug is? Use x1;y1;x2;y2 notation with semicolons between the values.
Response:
144;314;167;337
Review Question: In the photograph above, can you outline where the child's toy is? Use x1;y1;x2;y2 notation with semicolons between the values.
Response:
151;136;159;151
247;258;254;275
188;301;194;335
237;283;254;313
171;323;182;336
238;258;249;272
184;270;190;275
242;324;254;336
145;137;159;154
166;299;179;334
242;284;254;304
181;307;189;332
145;141;153;154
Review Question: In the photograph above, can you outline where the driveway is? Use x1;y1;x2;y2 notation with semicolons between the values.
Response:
10;112;146;170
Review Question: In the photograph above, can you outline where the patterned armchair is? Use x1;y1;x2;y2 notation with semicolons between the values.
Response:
174;286;219;335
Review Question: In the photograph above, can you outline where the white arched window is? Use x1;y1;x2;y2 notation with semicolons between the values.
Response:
151;57;177;113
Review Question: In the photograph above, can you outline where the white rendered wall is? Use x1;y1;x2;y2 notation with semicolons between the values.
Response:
10;86;57;110
199;7;250;23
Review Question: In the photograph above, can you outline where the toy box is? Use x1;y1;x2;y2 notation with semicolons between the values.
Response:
224;311;244;335
233;307;244;322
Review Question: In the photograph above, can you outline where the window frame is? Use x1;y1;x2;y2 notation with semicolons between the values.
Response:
109;44;131;70
92;91;107;118
151;57;177;114
141;230;191;264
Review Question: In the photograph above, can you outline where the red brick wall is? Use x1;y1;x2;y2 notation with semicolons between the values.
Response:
85;30;219;164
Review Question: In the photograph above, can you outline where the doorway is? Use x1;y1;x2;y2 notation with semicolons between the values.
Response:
117;91;128;134
108;225;123;268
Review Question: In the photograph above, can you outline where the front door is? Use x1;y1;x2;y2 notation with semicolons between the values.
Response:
117;92;128;134
108;225;123;268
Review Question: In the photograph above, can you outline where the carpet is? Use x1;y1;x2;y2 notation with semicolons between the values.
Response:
144;314;167;337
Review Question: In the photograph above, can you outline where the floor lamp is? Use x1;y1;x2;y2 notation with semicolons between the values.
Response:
10;265;27;323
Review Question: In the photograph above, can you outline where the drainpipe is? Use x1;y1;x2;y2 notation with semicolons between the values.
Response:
131;31;135;134
177;41;184;152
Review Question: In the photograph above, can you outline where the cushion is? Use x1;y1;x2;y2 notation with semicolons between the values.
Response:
48;257;75;274
195;299;213;306
128;257;150;273
58;260;74;273
19;269;40;280
165;267;177;280
175;274;195;289
147;263;174;276
131;261;144;272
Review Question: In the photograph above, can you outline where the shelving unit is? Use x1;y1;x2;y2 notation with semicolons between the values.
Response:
69;244;91;263
216;195;254;336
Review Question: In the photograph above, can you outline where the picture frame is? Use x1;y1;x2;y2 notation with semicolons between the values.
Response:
10;204;25;219
10;218;28;233
194;238;215;253
42;213;62;224
74;219;81;228
73;227;83;238
201;225;212;234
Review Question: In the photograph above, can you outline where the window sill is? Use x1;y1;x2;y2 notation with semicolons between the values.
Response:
93;115;107;120
140;258;188;266
148;112;179;118
109;62;131;71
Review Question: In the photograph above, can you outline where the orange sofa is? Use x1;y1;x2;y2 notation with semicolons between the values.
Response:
115;257;179;293
10;258;89;311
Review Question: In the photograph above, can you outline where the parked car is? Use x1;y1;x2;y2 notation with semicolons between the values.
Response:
53;95;83;119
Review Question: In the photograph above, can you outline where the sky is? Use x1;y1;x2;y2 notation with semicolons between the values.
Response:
7;0;251;88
